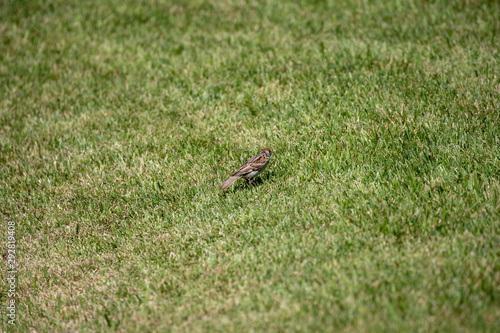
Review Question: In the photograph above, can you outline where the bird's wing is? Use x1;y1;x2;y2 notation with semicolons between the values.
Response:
232;153;268;177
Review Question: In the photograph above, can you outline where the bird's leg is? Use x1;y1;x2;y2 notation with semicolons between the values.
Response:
248;179;253;185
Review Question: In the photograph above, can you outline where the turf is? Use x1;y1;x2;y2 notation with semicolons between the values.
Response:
1;0;499;331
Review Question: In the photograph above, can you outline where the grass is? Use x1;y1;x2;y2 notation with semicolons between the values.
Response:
1;0;499;331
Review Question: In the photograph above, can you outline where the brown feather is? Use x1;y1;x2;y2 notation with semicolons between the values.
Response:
219;176;240;190
220;148;272;190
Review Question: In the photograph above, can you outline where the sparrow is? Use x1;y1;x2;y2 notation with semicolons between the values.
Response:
220;148;272;190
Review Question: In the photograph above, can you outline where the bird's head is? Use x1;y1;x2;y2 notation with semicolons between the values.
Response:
261;148;272;157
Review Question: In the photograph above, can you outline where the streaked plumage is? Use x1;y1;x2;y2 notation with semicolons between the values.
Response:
220;148;272;190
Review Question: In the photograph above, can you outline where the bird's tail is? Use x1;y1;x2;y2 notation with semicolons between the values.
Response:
220;176;239;190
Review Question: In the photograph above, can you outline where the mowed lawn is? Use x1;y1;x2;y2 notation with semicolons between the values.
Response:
1;0;499;331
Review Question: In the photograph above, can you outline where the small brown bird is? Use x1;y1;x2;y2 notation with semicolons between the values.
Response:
220;148;272;190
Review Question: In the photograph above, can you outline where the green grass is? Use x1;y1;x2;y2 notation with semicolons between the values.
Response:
1;0;500;331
